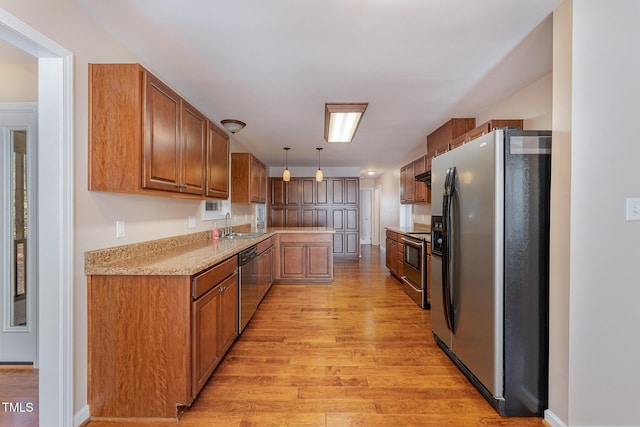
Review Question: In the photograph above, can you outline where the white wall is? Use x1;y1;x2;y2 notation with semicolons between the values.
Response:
547;1;640;426
568;1;639;425
0;64;37;101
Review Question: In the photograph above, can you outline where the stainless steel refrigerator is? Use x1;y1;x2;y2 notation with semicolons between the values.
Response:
430;128;551;417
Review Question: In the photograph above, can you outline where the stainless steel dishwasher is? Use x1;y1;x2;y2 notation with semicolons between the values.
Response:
238;245;258;333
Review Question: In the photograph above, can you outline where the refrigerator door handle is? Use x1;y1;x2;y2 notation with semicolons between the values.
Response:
442;167;457;333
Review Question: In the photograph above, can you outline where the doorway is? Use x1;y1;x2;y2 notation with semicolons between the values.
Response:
360;188;372;244
1;9;75;425
0;104;37;364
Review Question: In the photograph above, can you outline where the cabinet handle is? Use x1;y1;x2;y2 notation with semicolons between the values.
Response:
176;183;187;189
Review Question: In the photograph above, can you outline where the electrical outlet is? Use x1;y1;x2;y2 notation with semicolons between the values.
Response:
626;198;640;221
116;220;126;238
188;216;196;228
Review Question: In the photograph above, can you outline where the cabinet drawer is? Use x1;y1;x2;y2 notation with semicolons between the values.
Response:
192;256;237;299
257;236;275;254
279;233;332;244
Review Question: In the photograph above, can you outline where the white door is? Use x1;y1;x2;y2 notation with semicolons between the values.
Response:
360;189;372;244
0;104;37;364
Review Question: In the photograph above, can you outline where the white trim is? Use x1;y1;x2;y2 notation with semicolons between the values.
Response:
0;9;75;427
74;404;90;427
544;409;568;427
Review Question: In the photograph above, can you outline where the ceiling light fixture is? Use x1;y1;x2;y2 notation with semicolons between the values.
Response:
220;119;246;134
282;147;291;182
367;170;376;176
324;103;368;143
315;147;323;182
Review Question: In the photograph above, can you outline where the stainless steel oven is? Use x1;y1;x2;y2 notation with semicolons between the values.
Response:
401;232;429;309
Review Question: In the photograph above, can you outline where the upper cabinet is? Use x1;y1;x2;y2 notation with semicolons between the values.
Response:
206;123;230;199
426;118;476;158
231;153;267;204
88;63;229;199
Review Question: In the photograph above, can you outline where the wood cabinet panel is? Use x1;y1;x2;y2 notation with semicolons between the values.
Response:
88;256;239;421
180;101;207;195
231;153;266;203
206;123;229;199
143;73;182;192
301;178;315;205
413;156;428;203
331;179;344;204
89;63;225;199
270;207;299;227
275;233;333;283
271;178;299;205
426;118;476;156
192;284;220;395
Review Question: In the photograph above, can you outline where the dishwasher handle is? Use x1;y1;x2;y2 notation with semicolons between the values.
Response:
239;245;258;265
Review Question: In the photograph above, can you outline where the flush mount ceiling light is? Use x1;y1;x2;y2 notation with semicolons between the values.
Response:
324;103;368;143
220;119;246;134
282;147;291;182
315;147;323;182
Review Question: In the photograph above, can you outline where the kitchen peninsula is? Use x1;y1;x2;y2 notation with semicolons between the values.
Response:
85;227;334;422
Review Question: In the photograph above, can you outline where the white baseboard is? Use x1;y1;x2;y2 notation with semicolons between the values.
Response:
544;409;567;427
74;405;90;427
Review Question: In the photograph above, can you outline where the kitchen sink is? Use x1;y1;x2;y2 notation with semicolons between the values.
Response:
224;232;266;240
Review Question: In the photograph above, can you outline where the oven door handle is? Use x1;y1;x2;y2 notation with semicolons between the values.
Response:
401;237;423;249
401;276;423;293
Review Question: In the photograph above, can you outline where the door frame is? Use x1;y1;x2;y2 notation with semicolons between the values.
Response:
0;9;74;426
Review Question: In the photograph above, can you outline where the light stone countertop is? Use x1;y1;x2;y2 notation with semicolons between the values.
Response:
85;227;335;276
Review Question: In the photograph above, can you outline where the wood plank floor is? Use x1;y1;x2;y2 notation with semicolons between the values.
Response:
0;365;38;427
90;245;548;427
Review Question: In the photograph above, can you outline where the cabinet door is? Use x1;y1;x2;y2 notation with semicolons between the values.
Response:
271;178;286;205
250;156;265;203
180;101;207;195
404;163;414;203
345;208;358;232
217;273;238;356
333;233;344;254
286;178;299;205
316;208;329;227
414;156;427;203
192;285;220;396
316;179;328;205
385;237;397;273
345;233;360;257
345;178;359;205
270;207;299;227
301;178;315;205
301;208;315;227
331;179;344;204
143;73;181;192
332;208;344;231
206;123;229;199
397;241;404;278
280;243;306;279
306;243;332;278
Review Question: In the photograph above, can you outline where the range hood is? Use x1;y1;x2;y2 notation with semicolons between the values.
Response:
415;170;431;185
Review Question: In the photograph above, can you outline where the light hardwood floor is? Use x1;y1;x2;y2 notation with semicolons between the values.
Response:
88;244;547;427
0;365;38;427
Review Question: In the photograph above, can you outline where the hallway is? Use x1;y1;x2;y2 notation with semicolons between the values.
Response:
88;245;547;426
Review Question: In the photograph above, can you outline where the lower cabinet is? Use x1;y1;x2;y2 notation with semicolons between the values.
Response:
192;271;238;396
275;233;334;283
257;237;275;303
87;256;239;421
385;230;398;276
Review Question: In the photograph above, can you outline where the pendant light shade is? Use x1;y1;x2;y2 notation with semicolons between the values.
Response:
282;147;291;182
315;147;323;182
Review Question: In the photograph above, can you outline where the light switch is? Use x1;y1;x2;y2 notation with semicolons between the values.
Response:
116;220;126;238
188;216;196;228
626;198;640;221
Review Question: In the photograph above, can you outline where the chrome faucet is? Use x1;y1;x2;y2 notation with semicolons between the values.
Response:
225;212;232;236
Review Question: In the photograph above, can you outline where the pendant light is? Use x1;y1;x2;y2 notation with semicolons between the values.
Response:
282;147;291;182
315;147;323;182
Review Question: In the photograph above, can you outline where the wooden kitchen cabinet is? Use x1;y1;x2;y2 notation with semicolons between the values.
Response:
427;118;476;157
465;119;523;142
385;230;398;277
257;237;275;303
271;177;300;205
268;177;360;258
397;239;405;279
275;233;333;283
400;162;415;204
205;123;230;199
89;63;225;199
231;153;267;203
269;206;300;227
87;255;239;421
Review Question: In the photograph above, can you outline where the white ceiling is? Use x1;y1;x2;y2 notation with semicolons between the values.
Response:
74;1;561;176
